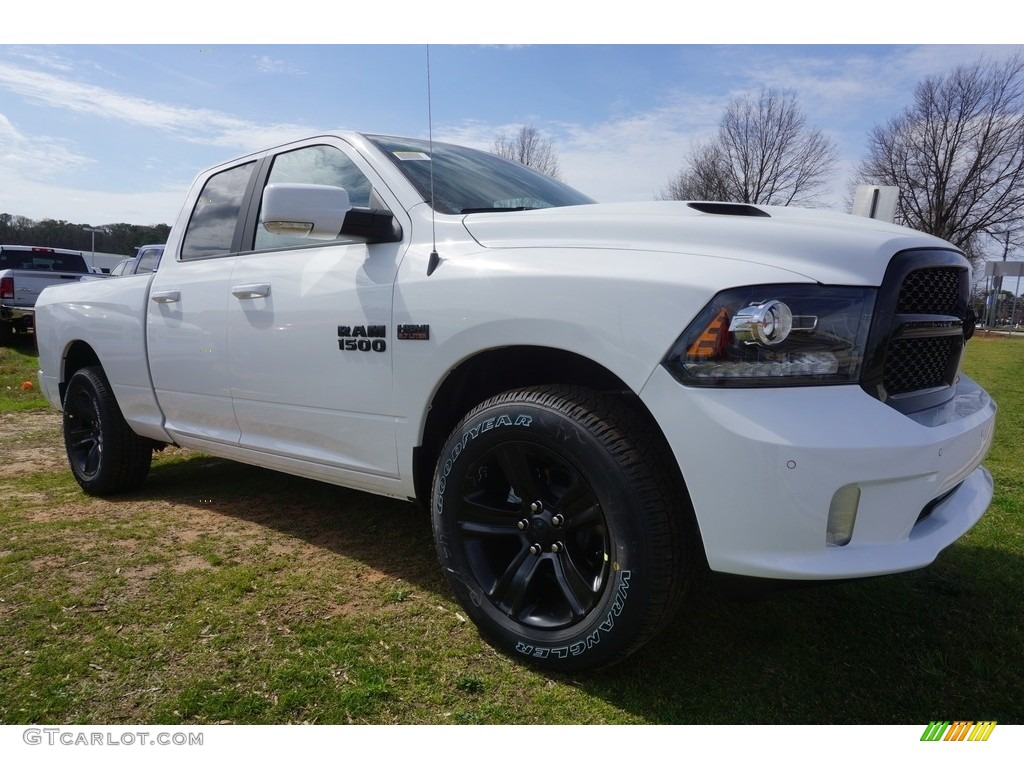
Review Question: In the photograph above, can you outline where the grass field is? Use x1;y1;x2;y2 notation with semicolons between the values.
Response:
0;334;1021;724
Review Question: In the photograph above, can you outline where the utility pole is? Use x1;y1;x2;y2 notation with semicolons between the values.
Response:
84;226;103;272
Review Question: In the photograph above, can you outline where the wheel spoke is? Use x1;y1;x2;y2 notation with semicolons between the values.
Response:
492;443;545;503
553;551;599;619
564;502;603;531
555;473;592;513
457;491;521;537
490;547;540;615
489;548;544;618
84;444;100;475
68;431;95;451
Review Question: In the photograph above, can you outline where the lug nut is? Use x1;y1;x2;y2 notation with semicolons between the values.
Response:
550;542;562;554
530;501;542;514
517;519;530;531
551;514;564;527
529;544;542;556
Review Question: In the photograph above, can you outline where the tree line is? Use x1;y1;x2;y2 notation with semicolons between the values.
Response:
0;213;170;257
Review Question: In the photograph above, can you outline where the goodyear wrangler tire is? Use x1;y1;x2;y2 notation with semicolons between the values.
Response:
432;385;695;671
63;366;153;496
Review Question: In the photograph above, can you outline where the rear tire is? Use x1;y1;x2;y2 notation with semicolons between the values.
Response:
431;385;697;671
62;366;152;495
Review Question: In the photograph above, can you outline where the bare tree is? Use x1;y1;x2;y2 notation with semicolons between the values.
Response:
660;143;733;201
858;53;1024;264
492;124;562;180
662;88;837;206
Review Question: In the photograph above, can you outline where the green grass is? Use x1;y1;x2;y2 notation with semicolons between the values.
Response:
0;336;48;411
0;335;1021;724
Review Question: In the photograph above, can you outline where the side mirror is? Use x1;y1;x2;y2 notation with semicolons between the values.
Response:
261;183;402;244
261;183;352;241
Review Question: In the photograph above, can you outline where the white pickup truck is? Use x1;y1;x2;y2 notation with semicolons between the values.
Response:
35;132;996;670
0;245;100;344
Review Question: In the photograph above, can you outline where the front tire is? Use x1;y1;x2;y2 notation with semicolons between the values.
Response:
62;366;152;495
432;386;697;671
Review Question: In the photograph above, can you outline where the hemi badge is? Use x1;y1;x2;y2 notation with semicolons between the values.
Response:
397;324;430;340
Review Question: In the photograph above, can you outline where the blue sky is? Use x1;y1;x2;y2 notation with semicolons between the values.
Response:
0;13;1019;227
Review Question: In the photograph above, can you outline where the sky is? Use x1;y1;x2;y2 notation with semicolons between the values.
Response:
1;7;1020;231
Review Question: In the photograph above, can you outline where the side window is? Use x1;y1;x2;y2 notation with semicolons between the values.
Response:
254;144;373;251
180;162;256;260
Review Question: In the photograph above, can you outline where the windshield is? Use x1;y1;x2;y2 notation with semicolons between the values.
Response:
367;135;594;215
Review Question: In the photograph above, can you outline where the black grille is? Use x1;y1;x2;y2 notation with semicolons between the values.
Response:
883;336;962;395
862;251;970;413
896;267;962;315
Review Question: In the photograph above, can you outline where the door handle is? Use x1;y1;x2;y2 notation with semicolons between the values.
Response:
231;283;271;299
150;290;181;304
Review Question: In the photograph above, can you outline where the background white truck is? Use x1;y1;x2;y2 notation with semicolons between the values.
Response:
108;243;164;277
0;245;101;344
34;132;996;670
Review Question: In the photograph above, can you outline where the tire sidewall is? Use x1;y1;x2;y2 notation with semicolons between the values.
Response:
62;367;146;495
433;394;658;669
63;369;105;489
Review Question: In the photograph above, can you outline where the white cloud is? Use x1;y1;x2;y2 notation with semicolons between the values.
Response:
6;47;76;72
0;61;317;152
0;59;325;223
0;112;93;179
252;55;305;75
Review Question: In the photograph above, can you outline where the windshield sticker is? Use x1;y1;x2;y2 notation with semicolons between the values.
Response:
393;151;431;161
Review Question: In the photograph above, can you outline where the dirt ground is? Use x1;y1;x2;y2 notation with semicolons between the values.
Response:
0;410;66;479
0;407;434;595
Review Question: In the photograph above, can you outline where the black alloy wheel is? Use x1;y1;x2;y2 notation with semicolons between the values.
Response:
432;385;697;671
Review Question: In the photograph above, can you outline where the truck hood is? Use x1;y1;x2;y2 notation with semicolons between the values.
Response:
460;201;960;286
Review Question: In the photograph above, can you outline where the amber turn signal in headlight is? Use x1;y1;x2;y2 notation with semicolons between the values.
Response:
664;285;876;387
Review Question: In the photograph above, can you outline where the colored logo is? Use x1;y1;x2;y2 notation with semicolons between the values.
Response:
921;721;997;741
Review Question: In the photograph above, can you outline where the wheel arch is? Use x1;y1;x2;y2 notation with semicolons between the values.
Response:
413;345;689;514
58;340;102;405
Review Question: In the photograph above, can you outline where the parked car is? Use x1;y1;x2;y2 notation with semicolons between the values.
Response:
108;259;131;277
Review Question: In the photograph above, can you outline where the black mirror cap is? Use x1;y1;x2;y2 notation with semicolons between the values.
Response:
341;208;402;244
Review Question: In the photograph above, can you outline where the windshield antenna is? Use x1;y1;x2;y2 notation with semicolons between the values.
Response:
426;45;441;277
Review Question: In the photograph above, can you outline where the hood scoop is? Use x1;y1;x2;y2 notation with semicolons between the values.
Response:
687;202;771;217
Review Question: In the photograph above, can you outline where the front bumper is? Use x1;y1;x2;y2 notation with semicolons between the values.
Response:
640;368;996;580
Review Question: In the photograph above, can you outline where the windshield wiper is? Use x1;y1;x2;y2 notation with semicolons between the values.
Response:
460;206;538;214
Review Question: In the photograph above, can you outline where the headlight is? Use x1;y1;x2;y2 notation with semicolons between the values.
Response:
664;285;876;386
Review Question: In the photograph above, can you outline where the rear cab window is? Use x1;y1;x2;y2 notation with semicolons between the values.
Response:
0;248;89;272
180;162;258;260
